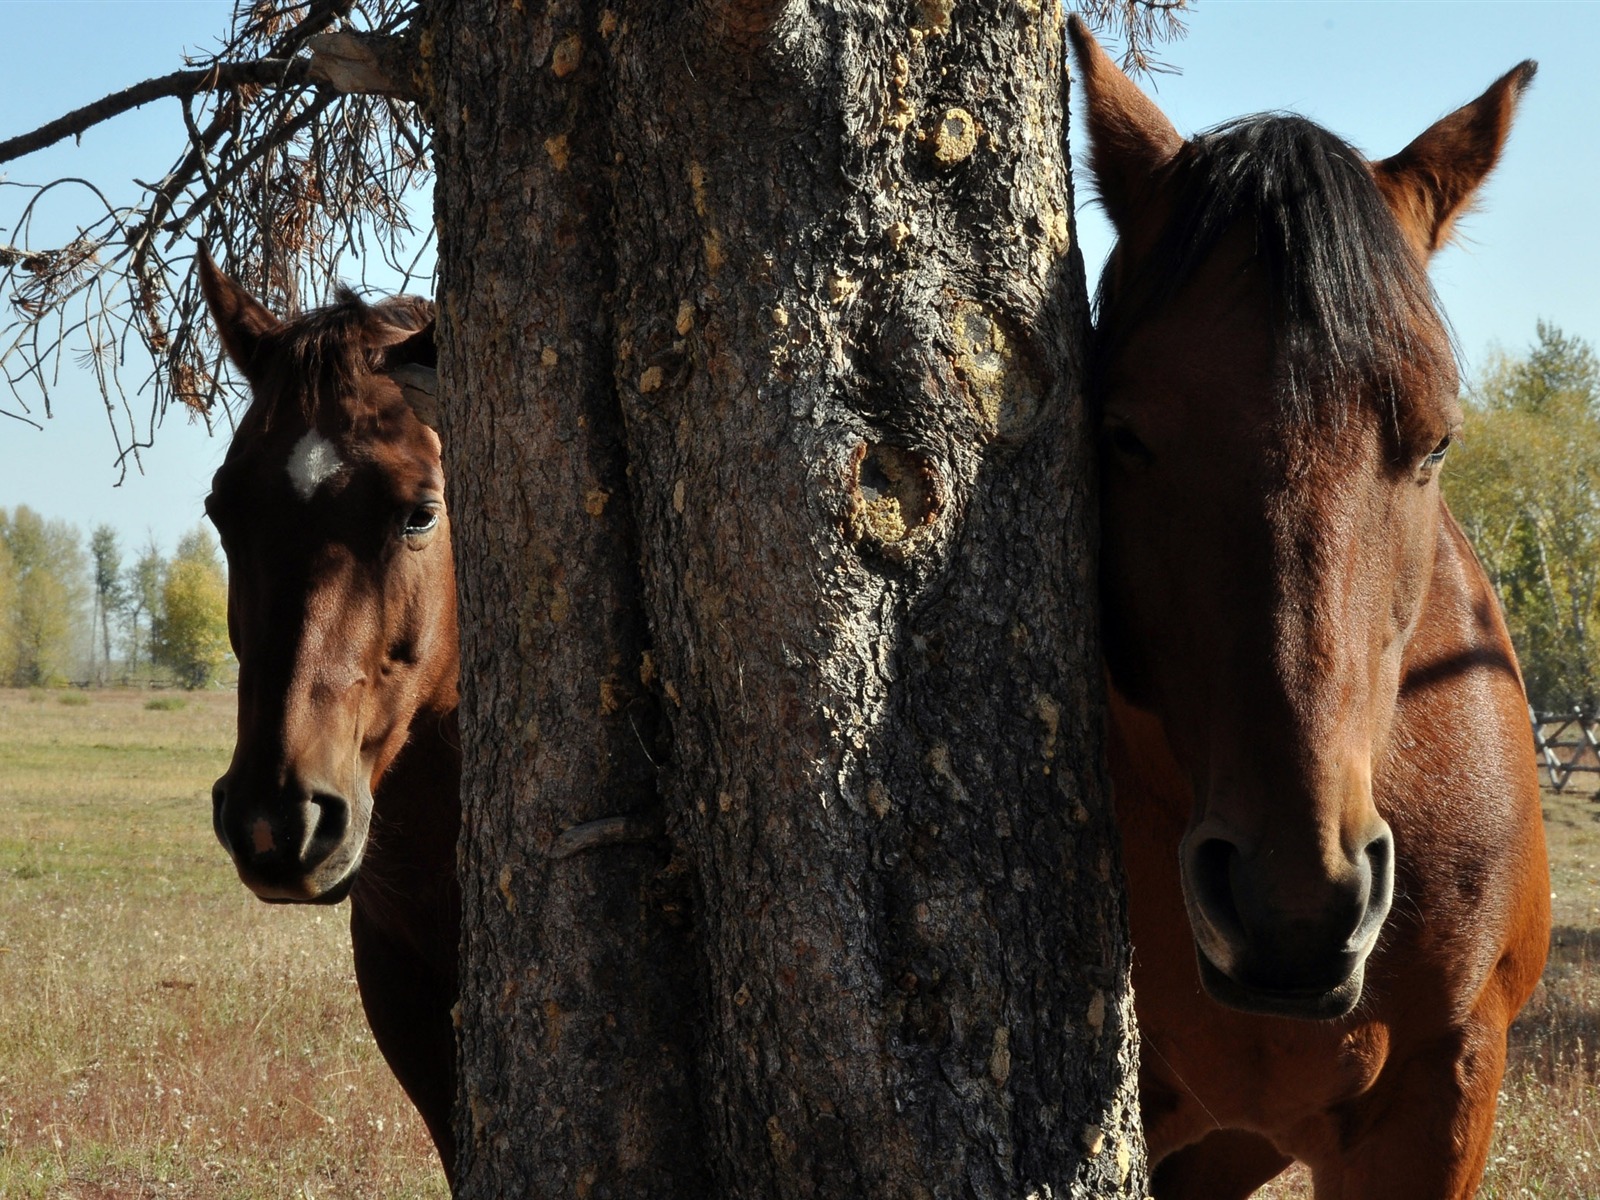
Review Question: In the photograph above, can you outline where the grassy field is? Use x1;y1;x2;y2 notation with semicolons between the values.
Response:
0;688;446;1199
0;688;1595;1197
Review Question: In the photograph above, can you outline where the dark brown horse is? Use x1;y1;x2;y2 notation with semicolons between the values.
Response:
1069;20;1550;1199
199;255;459;1177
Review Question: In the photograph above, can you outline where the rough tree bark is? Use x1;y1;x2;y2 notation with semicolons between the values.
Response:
429;2;1145;1196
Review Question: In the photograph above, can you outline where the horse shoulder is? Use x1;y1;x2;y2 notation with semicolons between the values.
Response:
1379;499;1549;1022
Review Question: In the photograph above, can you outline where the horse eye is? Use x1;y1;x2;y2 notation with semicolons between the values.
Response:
1422;435;1452;472
1105;423;1153;465
403;504;440;537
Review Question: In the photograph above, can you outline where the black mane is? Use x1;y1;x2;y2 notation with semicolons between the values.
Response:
1093;114;1451;419
247;288;434;430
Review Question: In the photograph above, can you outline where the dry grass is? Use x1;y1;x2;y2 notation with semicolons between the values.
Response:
2;688;1594;1197
0;688;446;1199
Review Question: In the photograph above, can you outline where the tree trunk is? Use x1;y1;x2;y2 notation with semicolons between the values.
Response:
429;0;708;1194
430;3;1144;1196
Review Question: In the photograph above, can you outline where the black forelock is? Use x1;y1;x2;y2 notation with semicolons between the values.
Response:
1093;113;1452;421
245;287;434;431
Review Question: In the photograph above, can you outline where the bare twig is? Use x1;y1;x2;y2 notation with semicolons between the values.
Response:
0;60;312;168
0;0;432;468
1074;0;1192;77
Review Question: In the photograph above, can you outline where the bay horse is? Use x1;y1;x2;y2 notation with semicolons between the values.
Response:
1068;20;1550;1199
198;254;459;1178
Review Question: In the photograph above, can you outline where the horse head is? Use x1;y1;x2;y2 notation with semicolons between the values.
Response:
1069;20;1533;1018
199;252;457;903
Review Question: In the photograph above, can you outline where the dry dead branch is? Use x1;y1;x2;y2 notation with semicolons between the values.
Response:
0;0;431;477
0;0;1185;476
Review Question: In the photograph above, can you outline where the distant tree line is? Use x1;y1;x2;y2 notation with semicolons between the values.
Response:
0;511;229;690
1446;322;1600;715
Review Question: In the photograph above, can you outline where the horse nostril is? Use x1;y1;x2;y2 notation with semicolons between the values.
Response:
1188;835;1247;946
304;793;351;863
1351;821;1397;950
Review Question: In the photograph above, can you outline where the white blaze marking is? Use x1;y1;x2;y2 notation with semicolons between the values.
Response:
286;430;343;500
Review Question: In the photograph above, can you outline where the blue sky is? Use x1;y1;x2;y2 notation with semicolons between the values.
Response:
0;0;1595;552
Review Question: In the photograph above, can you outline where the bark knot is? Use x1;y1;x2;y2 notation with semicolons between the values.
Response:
845;442;944;563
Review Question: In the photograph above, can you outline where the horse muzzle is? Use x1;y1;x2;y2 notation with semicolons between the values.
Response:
1179;819;1396;1020
212;773;370;903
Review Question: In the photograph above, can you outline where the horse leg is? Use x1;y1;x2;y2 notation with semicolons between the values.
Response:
350;903;457;1182
1150;1128;1294;1200
1308;1024;1508;1200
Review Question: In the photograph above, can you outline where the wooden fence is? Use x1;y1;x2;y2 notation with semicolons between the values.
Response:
1531;710;1600;793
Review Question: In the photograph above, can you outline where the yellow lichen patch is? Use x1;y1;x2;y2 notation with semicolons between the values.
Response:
544;999;564;1053
689;160;709;217
598;8;618;36
828;270;859;305
771;305;789;327
551;32;583;76
1043;196;1072;255
598;675;622;715
887;220;911;250
887;51;916;132
468;1091;495;1133
1081;1124;1106;1156
664;678;682;707
672;478;686;513
866;778;891;819
1035;691;1061;762
845;442;944;562
1086;989;1106;1032
639;650;657;686
932;107;979;165
675;299;696;335
639;365;664;394
703;228;725;273
498;864;517;913
766;1115;795;1162
718;791;733;813
544;133;570;171
549;580;571;624
919;0;953;34
540;345;559;367
988;1027;1011;1086
950;300;1042;440
1115;1138;1132;1183
585;486;611;516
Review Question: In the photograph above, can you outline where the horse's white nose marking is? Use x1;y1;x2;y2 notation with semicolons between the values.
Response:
251;818;275;855
286;430;343;500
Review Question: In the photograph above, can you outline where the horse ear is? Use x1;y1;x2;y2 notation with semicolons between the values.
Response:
388;364;439;429
383;319;439;429
1372;61;1536;257
196;247;282;380
1065;15;1184;233
385;319;436;369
